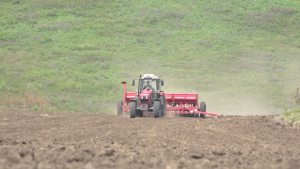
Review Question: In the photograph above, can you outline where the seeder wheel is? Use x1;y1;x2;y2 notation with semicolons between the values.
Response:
200;101;206;118
117;100;123;115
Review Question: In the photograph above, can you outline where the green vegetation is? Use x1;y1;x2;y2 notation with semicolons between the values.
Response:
282;108;300;125
1;0;300;114
32;105;42;111
296;99;300;105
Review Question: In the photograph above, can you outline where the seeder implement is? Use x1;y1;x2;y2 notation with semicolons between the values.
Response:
165;93;220;117
117;74;220;118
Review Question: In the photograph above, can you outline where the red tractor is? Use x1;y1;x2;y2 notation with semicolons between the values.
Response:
117;74;220;118
117;74;166;118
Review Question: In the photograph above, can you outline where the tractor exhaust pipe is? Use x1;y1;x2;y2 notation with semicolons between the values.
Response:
121;81;127;112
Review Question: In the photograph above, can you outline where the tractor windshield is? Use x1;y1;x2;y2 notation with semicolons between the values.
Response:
142;79;157;91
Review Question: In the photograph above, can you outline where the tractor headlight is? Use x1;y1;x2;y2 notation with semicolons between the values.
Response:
141;96;148;99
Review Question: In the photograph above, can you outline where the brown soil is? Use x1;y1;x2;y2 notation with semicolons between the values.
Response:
0;110;300;169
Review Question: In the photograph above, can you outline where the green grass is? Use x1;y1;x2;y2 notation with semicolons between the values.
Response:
282;108;300;124
1;0;300;114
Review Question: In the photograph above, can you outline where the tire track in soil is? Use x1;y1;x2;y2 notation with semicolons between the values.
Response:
0;110;300;169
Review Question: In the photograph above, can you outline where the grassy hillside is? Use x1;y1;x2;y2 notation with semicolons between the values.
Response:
1;0;300;114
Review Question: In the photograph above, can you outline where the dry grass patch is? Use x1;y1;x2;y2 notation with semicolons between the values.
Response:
0;92;50;110
245;6;299;33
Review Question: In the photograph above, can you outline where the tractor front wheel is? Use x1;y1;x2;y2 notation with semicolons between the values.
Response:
137;110;143;117
117;100;123;115
200;101;206;118
153;101;161;118
130;102;137;118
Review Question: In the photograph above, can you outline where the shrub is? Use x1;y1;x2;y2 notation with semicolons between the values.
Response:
32;105;42;111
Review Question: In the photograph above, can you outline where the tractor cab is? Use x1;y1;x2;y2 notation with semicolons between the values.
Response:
141;79;157;92
132;74;164;94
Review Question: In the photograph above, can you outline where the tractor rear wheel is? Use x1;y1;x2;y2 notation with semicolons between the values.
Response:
117;100;123;115
154;101;161;118
160;95;166;117
200;101;206;118
130;102;137;118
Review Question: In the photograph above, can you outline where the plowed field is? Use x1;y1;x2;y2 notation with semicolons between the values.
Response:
1;110;300;169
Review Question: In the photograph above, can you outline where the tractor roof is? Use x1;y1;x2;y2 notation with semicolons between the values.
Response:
141;74;159;79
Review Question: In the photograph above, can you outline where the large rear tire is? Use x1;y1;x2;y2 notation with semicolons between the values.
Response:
200;101;206;118
153;101;161;118
117;100;123;115
160;95;166;117
130;102;137;118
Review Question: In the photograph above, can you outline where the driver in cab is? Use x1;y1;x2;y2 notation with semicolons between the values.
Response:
143;81;153;91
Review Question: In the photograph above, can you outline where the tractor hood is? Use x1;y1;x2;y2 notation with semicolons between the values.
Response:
139;89;152;104
140;89;152;97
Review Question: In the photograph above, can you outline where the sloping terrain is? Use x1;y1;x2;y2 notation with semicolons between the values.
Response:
1;0;300;114
1;110;300;169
